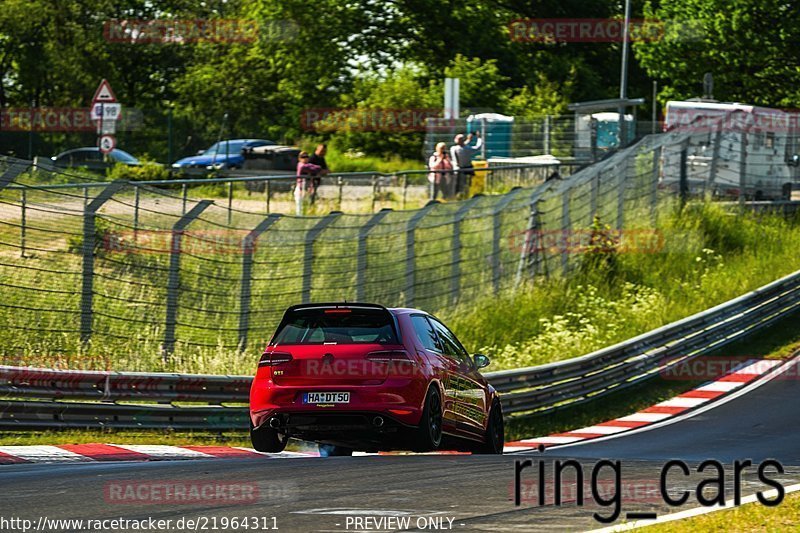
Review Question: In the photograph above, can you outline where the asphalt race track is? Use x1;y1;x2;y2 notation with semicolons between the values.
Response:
2;358;800;532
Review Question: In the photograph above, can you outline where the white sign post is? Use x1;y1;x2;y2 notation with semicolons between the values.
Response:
444;77;460;120
91;79;120;154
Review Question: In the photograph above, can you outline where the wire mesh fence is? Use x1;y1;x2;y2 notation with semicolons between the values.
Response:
1;111;798;368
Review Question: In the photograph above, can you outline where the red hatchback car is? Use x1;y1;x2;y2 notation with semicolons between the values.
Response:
249;303;504;456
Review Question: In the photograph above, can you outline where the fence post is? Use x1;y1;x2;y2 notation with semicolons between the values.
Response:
227;181;234;225
20;189;26;258
80;180;126;344
1;161;30;186
451;195;482;302
0;166;24;255
544;115;551;154
515;187;548;288
679;142;689;208
405;201;439;307
651;144;660;225
371;175;379;212
708;126;722;189
590;170;599;221
739;127;748;208
302;212;342;303
133;185;140;241
561;188;571;274
265;180;271;214
356;208;392;302
181;183;188;214
492;188;525;294
163;199;213;357
238;213;282;350
616;160;626;230
402;175;408;209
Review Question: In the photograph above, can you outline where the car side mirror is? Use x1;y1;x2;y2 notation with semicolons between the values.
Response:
196;149;205;155
473;353;491;369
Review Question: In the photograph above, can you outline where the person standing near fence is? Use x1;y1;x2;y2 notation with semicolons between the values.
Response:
295;152;322;215
308;144;330;205
428;142;454;200
450;131;482;196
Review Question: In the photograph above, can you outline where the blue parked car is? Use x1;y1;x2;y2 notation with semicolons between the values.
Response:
171;139;275;170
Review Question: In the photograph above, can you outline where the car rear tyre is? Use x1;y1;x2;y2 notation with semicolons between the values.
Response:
414;386;443;452
475;401;504;454
318;444;353;457
250;422;288;453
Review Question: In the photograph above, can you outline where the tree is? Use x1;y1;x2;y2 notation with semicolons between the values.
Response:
634;0;800;107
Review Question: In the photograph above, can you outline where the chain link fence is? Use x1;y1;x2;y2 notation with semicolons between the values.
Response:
1;111;798;366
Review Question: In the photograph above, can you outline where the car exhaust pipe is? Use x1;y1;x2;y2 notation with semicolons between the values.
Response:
268;417;281;429
372;416;384;428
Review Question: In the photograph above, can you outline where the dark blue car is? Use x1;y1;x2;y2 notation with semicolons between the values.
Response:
171;139;275;170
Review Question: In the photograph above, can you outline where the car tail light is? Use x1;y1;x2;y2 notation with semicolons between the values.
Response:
258;351;293;367
365;350;412;362
324;308;352;314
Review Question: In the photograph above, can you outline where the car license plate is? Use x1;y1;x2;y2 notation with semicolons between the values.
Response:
304;392;350;404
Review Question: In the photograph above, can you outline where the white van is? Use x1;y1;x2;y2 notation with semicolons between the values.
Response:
661;101;799;200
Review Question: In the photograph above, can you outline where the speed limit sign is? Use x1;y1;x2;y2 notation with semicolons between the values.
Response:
99;134;116;154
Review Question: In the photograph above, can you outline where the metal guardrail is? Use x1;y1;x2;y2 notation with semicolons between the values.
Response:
1;268;798;430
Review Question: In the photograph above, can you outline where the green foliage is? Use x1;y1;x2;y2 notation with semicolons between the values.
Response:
634;0;800;106
444;55;510;112
506;73;573;117
106;162;171;182
579;215;620;281
441;202;800;371
67;217;112;255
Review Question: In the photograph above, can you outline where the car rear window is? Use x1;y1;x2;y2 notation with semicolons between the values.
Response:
271;307;399;345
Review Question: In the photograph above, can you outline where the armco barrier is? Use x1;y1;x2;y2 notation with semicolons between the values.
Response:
0;268;798;430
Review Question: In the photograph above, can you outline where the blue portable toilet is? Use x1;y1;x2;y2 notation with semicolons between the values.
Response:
466;113;514;158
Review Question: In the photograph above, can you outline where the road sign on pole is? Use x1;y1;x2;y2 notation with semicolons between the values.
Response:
91;80;121;153
99;135;116;154
91;102;121;121
92;79;117;104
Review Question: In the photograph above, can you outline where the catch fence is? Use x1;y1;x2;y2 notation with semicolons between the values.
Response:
0;111;797;363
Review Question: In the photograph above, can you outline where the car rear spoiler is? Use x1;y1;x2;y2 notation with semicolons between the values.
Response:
285;302;390;313
267;303;398;347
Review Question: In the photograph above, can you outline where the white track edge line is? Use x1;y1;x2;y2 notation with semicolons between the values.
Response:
586;482;800;532
550;355;799;451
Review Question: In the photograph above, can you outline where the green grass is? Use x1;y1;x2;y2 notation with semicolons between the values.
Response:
506;311;800;441
0;199;798;375
441;203;800;370
0;430;250;447
648;489;800;532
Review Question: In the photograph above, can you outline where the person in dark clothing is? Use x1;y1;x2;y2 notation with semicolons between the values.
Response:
307;144;329;204
450;132;482;196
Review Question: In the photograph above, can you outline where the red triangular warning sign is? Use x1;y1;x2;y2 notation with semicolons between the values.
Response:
92;79;117;103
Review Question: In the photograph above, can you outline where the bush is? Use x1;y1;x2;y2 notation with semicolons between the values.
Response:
107;161;171;182
67;217;112;255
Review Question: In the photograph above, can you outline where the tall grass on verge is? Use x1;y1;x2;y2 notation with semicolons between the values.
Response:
441;202;800;370
2;201;799;374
